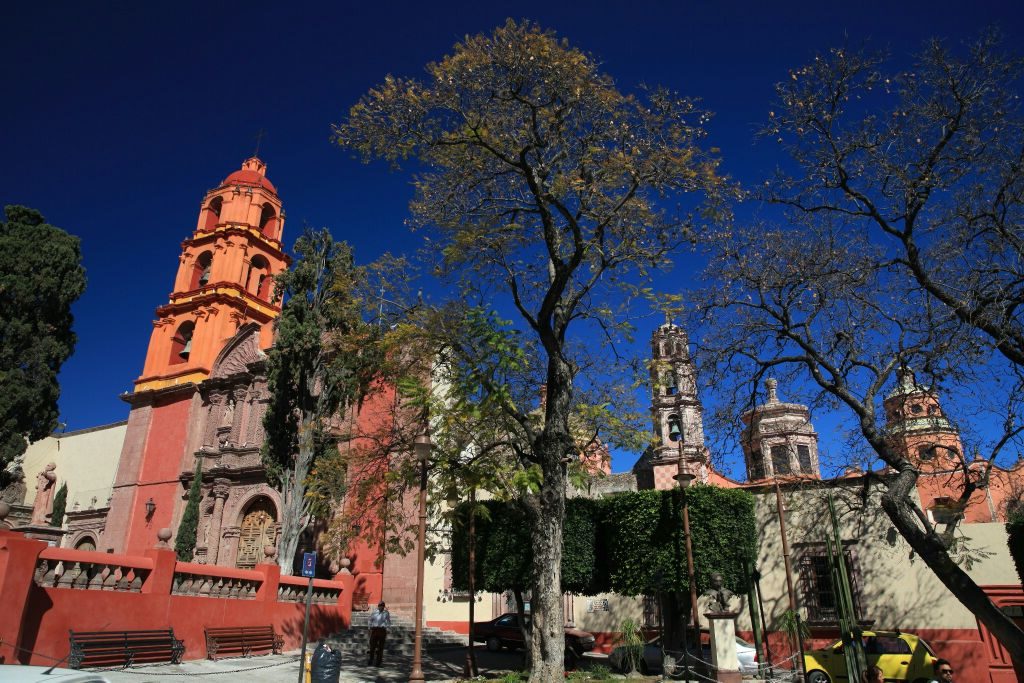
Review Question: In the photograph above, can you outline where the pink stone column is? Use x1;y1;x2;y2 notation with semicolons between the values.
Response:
207;479;230;565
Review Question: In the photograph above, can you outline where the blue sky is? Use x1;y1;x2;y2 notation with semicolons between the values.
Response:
3;0;1022;474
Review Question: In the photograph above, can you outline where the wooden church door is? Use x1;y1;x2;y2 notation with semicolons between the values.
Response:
235;498;278;569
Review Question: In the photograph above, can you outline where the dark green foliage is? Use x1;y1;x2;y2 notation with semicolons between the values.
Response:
0;206;86;484
452;486;757;598
262;228;382;572
175;462;203;561
602;489;686;596
1008;508;1024;586
562;498;602;594
452;499;533;594
684;485;758;595
50;482;67;528
262;229;380;487
451;498;603;595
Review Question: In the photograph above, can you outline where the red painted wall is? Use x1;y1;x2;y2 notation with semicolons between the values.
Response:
123;397;194;556
0;534;353;666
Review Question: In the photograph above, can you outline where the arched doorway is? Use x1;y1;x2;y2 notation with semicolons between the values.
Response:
74;536;96;552
235;497;278;569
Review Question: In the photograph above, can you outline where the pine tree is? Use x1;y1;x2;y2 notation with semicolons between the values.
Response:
50;481;68;528
175;462;203;561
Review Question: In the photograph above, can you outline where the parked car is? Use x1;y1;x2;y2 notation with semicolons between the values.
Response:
471;613;596;657
608;635;759;675
803;631;939;683
0;666;111;683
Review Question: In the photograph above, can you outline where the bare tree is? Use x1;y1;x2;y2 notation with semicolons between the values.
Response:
696;31;1024;659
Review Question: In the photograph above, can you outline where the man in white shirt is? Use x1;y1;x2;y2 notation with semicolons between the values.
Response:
929;658;954;683
367;601;391;666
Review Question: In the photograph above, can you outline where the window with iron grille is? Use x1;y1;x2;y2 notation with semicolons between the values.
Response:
642;595;661;629
797;445;812;473
798;544;864;624
771;445;792;475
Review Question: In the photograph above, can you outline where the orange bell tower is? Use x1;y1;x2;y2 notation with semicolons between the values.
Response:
135;157;288;392
103;158;288;555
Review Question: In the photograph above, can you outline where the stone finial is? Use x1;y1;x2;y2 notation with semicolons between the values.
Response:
339;557;352;574
765;378;779;404
0;500;10;522
156;528;173;548
262;545;277;563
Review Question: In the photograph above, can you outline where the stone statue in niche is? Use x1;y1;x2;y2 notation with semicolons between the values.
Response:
221;398;235;427
30;462;58;525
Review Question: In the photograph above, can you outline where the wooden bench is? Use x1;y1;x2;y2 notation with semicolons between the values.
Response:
68;629;185;669
204;626;283;660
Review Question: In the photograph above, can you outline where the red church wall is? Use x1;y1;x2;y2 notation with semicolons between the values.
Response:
122;395;194;556
339;381;401;609
0;531;351;665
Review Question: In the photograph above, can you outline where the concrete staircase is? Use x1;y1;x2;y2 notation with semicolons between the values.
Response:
324;612;468;660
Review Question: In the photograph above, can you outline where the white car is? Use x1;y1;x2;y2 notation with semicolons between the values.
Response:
0;666;111;683
609;635;759;675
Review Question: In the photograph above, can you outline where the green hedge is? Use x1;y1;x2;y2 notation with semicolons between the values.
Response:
451;485;757;598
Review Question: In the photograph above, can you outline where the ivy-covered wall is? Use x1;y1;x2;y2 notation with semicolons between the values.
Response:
451;485;757;599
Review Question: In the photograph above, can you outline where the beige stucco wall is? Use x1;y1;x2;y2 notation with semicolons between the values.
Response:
20;422;126;516
752;479;1019;633
422;529;501;625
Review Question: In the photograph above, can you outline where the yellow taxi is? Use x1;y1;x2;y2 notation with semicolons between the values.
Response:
804;631;939;683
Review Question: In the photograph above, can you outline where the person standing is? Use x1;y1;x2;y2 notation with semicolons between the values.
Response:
367;601;391;666
930;658;954;683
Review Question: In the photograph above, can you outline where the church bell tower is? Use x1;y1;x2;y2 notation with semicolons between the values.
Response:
134;157;288;392
643;322;710;488
104;158;289;555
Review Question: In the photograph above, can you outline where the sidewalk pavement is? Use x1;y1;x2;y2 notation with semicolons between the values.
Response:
96;646;586;683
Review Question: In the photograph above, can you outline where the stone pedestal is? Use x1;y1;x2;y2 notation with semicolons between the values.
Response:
13;524;66;546
706;611;742;683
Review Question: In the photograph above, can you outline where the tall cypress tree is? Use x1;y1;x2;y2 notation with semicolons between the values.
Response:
175;462;203;561
50;481;68;528
262;229;382;574
0;206;86;486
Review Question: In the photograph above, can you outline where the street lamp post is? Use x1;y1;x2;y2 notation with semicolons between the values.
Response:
463;486;478;678
409;432;431;683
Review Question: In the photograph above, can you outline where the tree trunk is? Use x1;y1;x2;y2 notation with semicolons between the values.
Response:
882;468;1024;664
528;453;566;681
277;414;315;575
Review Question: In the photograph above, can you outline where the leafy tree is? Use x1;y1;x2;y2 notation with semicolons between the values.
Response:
697;34;1024;660
262;229;382;574
334;20;724;678
175;462;202;561
0;206;86;486
49;481;67;528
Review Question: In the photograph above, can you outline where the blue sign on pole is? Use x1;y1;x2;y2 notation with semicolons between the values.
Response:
301;551;316;578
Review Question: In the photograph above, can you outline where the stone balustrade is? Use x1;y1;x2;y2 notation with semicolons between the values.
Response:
172;561;263;599
34;547;154;592
277;575;343;604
